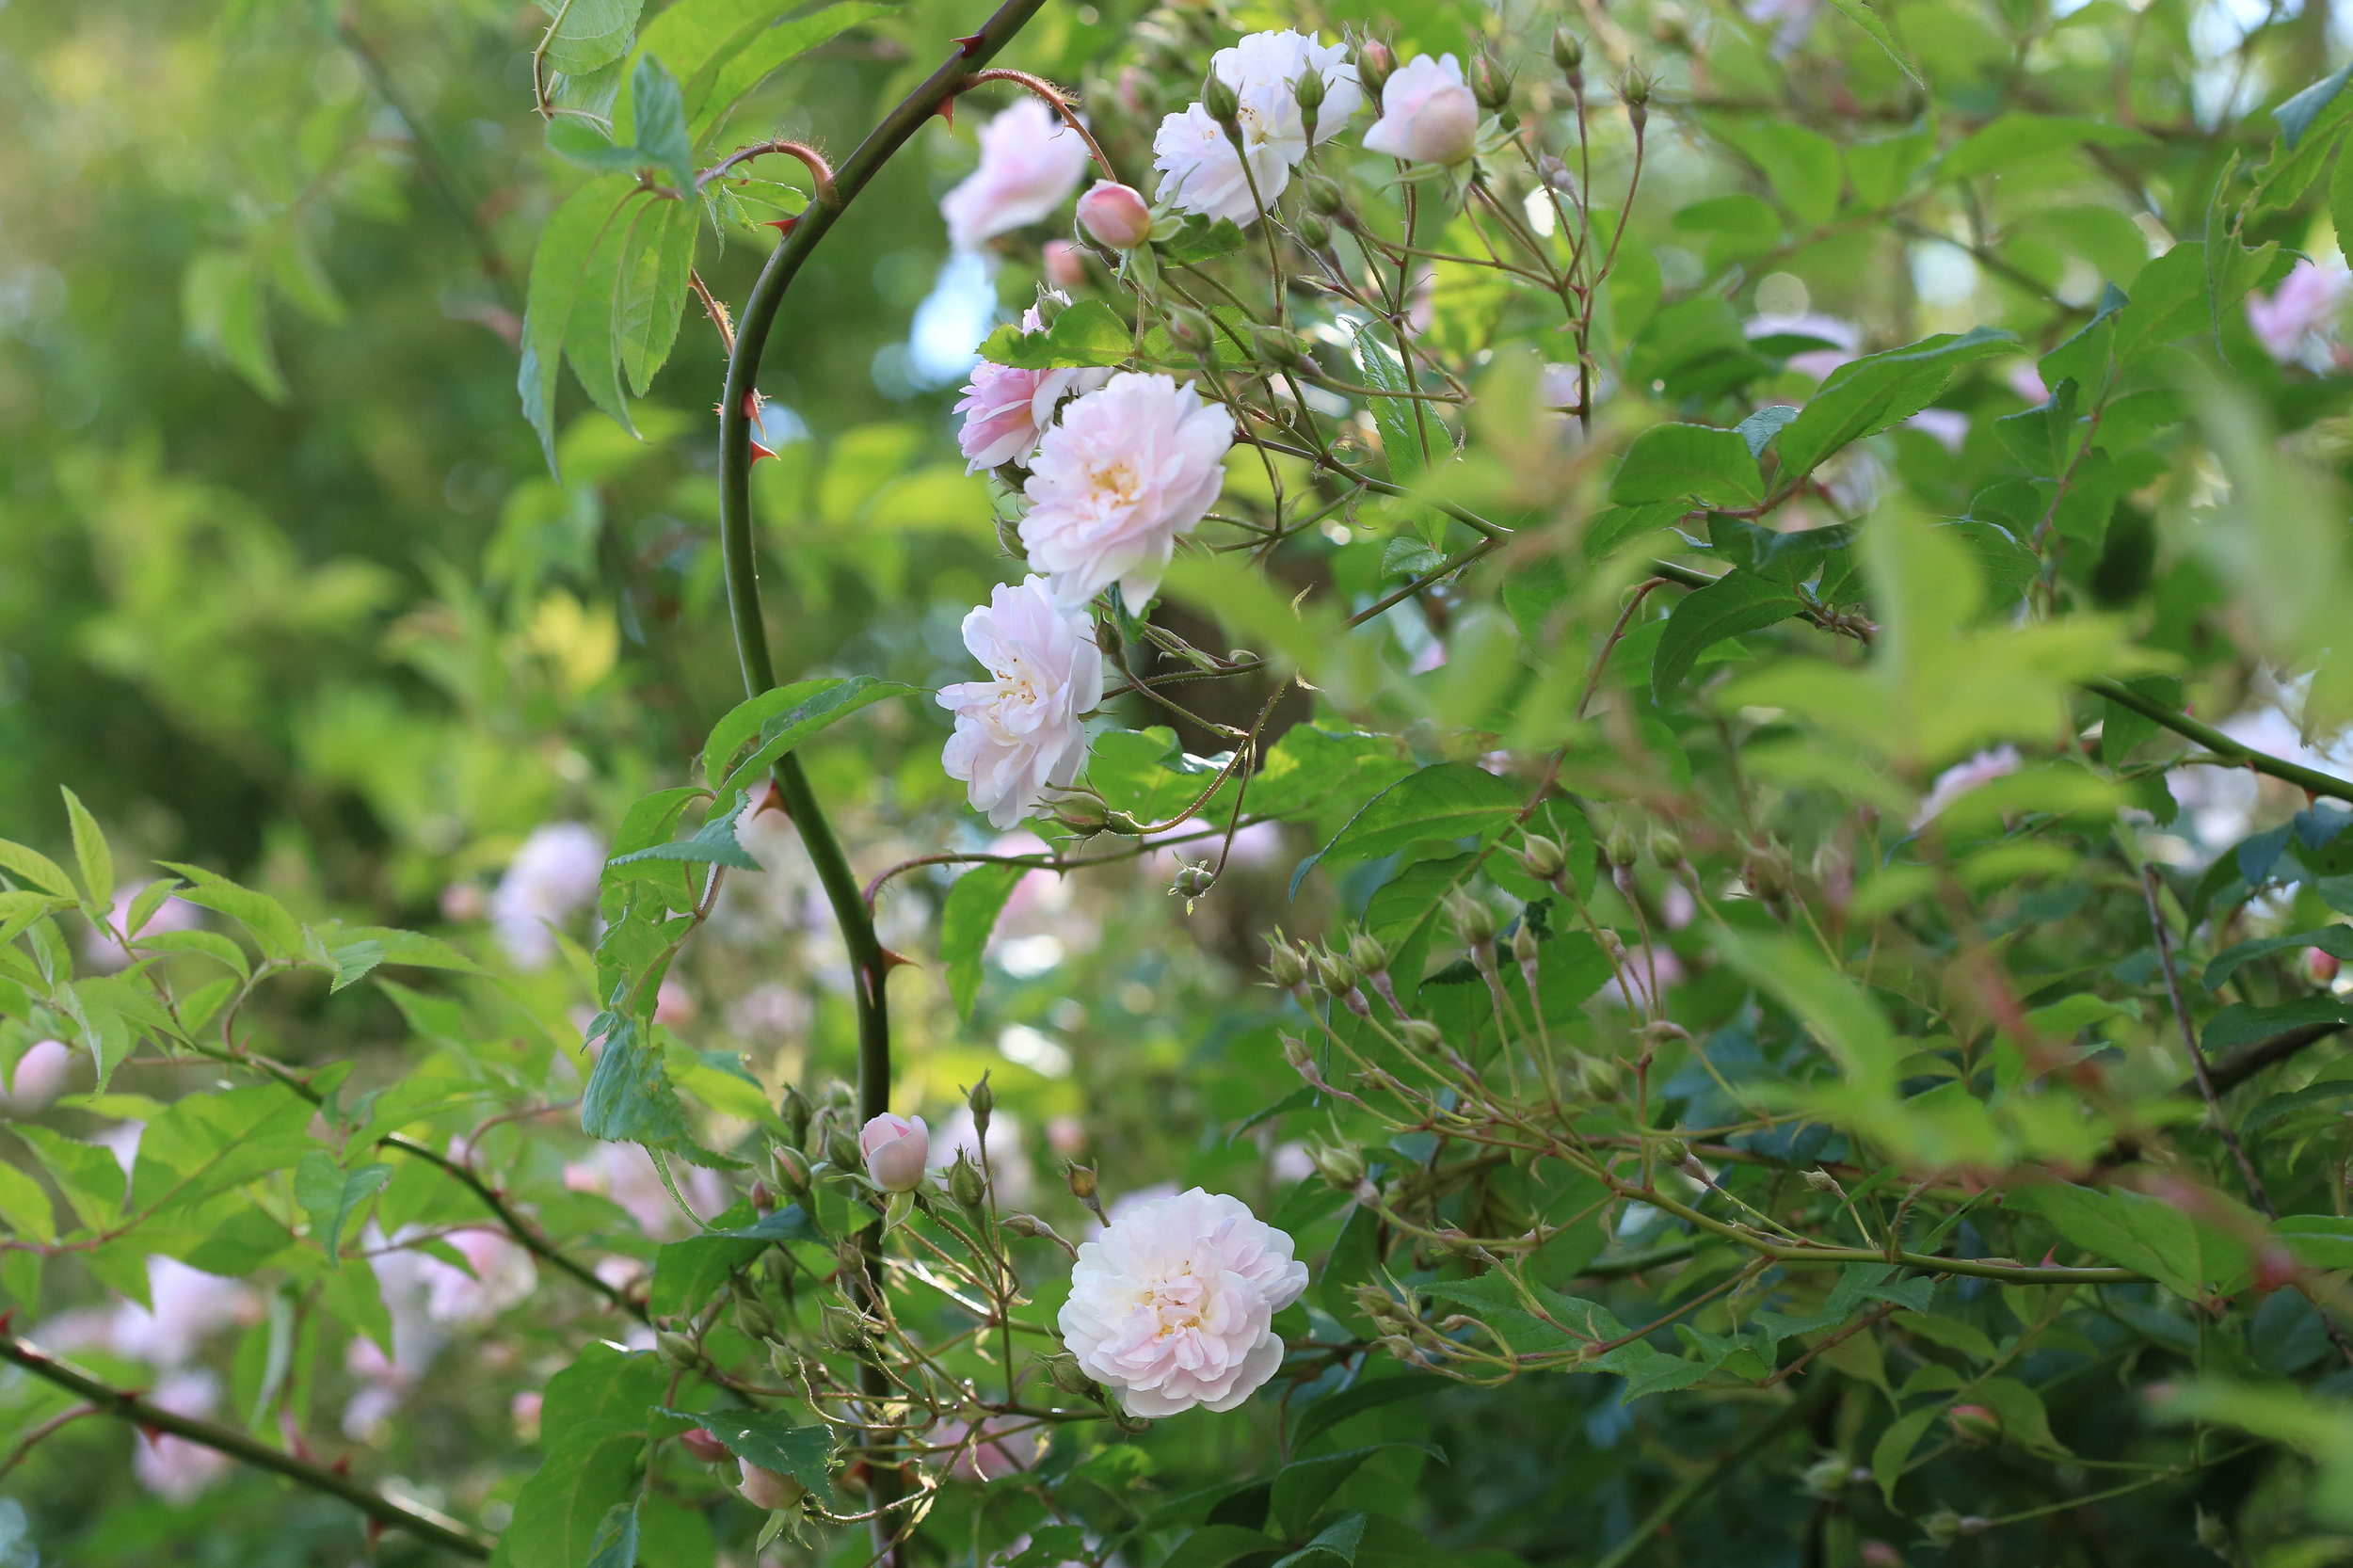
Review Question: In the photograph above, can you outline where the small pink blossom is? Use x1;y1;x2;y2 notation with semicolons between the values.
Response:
1058;1187;1307;1416
134;1372;232;1502
952;297;1111;472
1043;239;1087;291
938;578;1104;830
1913;744;2022;827
81;880;202;974
2247;259;2352;363
927;1415;1044;1480
1020;373;1235;607
860;1112;931;1192
940;99;1093;252
490;822;604;970
1361;54;1480;166
3;1038;72;1113
418;1227;537;1324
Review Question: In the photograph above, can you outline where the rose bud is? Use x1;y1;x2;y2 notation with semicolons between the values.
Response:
1362;54;1481;167
1077;181;1152;250
1355;38;1397;102
2310;946;2341;984
738;1459;807;1512
1042;238;1087;291
858;1112;931;1192
1947;1404;2001;1446
680;1427;730;1464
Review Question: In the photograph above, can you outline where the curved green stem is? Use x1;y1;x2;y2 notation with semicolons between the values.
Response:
713;4;1050;1560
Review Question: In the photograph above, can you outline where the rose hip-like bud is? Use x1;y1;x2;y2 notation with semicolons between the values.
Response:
1064;1160;1098;1204
1312;944;1359;994
1042;238;1087;291
1802;1167;1845;1196
1349;929;1391;976
1619;64;1652;133
1469;45;1513;111
1309;1141;1368;1189
1947;1404;2001;1446
1605;824;1639;868
655;1330;699;1370
1296;211;1332;249
1510;920;1539;967
1303;173;1346;216
1250;323;1312;371
948;1150;988;1213
1048;789;1112;834
1265;934;1309;989
779;1083;813;1147
680;1427;730;1464
1045;1352;1102;1401
1077;181;1153;249
1801;1455;1851;1497
967;1071;994;1136
1654;1137;1689;1167
1292;66;1327;114
1166;306;1216;354
733;1292;776;1340
739;1459;807;1512
1203;68;1242;128
1400;1018;1444;1053
772;1144;812;1195
1356;38;1397;101
1552;27;1584;77
748;1179;776;1215
1281;1032;1315;1074
858;1112;930;1192
1447;891;1499;946
1576;1053;1622;1100
823;1119;860;1173
1648;824;1684;868
821;1303;870;1352
1513;832;1567;882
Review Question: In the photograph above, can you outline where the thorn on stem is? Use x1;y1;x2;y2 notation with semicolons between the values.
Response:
936;96;957;128
763;215;799;235
952;31;986;55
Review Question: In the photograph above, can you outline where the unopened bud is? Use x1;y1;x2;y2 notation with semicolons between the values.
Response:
1293;67;1327;112
1647;825;1684;868
1348;929;1392;977
779;1083;813;1146
1513;832;1566;882
749;1179;776;1215
1448;891;1499;946
1353;1283;1399;1323
1801;1455;1850;1497
1000;1210;1054;1241
1064;1160;1099;1204
1552;27;1584;76
1203;69;1241;128
1045;1352;1103;1401
1295;211;1332;249
1923;1511;1963;1547
1281;1032;1315;1076
1605;824;1639;868
821;1304;870;1352
1653;1137;1689;1167
1576;1052;1622;1100
1313;945;1360;994
1619;64;1652;132
1304;173;1345;216
1356;39;1396;101
1167;306;1217;355
1049;790;1112;833
2196;1507;2231;1555
2312;947;2342;984
1172;862;1216;898
1469;46;1513;111
1596;928;1627;964
680;1427;730;1464
949;1151;988;1213
1744;843;1790;900
1266;935;1309;989
1802;1167;1845;1197
1510;921;1540;966
772;1144;812;1195
655;1330;699;1370
1400;1018;1443;1053
1310;1141;1368;1189
733;1292;776;1340
1250;323;1312;372
1032;288;1069;328
824;1123;861;1174
967;1072;995;1138
1947;1404;2001;1446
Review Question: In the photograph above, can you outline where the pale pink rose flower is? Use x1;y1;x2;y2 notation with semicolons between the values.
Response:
1058;1187;1307;1416
134;1371;232;1502
653;977;696;1027
952;297;1112;473
2006;361;2050;404
3;1038;72;1113
1747;312;1858;380
1913;744;2022;827
938;577;1104;830
490;822;604;970
439;881;488;921
1153;30;1361;226
926;1415;1045;1480
1077;181;1152;249
2247;258;2352;364
1019;373;1234;608
1086;1179;1180;1239
940;99;1093;252
1043;239;1087;291
1361;54;1480;166
929;1105;1032;1205
1147;819;1281;873
860;1112;930;1192
739;1458;807;1511
81;879;202;974
1746;0;1823;52
1047;1114;1088;1156
679;1426;728;1464
1905;408;1970;452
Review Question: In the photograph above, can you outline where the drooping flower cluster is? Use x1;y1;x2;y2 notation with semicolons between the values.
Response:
940;99;1094;252
1057;1187;1307;1416
952;295;1111;472
1154;30;1360;225
938;578;1104;829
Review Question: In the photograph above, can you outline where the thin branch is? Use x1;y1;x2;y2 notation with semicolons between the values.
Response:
0;1331;493;1559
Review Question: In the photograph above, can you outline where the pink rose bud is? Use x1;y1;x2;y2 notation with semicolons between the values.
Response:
1361;55;1481;167
859;1112;930;1192
2310;946;2341;984
1077;181;1152;249
738;1458;806;1511
680;1427;730;1464
1043;238;1088;291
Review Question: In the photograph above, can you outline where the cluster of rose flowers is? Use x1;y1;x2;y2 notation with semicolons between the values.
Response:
932;26;1496;833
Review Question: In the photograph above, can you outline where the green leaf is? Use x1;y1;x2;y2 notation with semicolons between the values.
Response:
604;793;760;875
1940;115;2155;182
0;840;77;902
627;55;694;192
1650;569;1805;702
680;1407;835;1504
1247;728;1413;828
1291;762;1522;894
941;862;1024;1022
1289;1374;1440;1455
547;117;658;175
181;248;286;402
540;0;645;75
1871;1405;1938;1506
1977;1375;2070;1454
1159;1525;1285;1568
2276;1212;2353;1270
130;1084;314;1214
978;300;1132;370
157;864;307;960
566;198;645;437
1272;1512;1369;1568
0;1157;56;1244
58;788;111;916
519;178;634;472
2254;67;2353;210
1822;0;1922;88
648;1199;817;1315
1609;423;1764;509
294;1152;392;1269
2204;927;2353;991
1354;325;1441;546
584;1497;640;1568
618;198;696;397
2202;995;2353;1054
713;675;917;799
543;1344;670;1441
2009;1183;2252;1299
505;1420;645;1568
1159;215;1250;265
1271;1448;1431;1538
581;1015;736;1167
688;1;902;144
1773;327;2017;480
13;1127;126;1231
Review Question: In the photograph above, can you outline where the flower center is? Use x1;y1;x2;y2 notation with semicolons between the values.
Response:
992;657;1042;708
1088;460;1143;508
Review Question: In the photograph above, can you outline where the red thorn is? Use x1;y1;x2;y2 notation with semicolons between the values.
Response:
754;780;789;818
2039;1246;2060;1268
763;215;798;235
331;1453;351;1475
0;1309;14;1333
367;1519;385;1550
750;441;778;463
742;392;761;420
138;1423;164;1446
878;948;918;972
952;31;985;55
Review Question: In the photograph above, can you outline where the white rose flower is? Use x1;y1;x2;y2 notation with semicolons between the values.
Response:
490;822;606;969
940;99;1094;252
1018;372;1235;608
938;577;1105;830
1057;1186;1308;1417
1153;29;1361;226
1361;54;1481;167
952;296;1112;472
